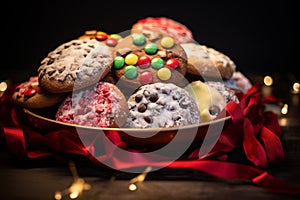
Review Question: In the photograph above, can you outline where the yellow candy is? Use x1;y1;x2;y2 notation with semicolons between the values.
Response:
160;37;174;49
109;34;122;40
125;53;138;65
157;67;171;80
96;31;107;36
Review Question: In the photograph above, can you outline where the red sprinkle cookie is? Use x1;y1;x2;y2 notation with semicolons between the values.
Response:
55;82;128;128
131;17;194;43
12;76;66;109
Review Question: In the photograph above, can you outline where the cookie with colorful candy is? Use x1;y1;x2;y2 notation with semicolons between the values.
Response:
12;76;66;109
78;30;123;48
111;29;189;95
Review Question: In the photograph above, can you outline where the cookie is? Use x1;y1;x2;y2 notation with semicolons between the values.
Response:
55;82;128;128
78;30;123;48
125;83;200;128
181;42;236;80
78;30;98;40
102;72;117;85
185;81;227;122
226;71;252;94
38;39;114;93
205;81;240;103
12;76;66;109
131;17;194;43
112;30;188;94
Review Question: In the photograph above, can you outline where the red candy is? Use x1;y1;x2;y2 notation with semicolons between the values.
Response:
24;88;37;97
165;58;179;69
37;88;44;94
95;33;108;41
137;56;151;68
105;38;118;47
139;71;153;84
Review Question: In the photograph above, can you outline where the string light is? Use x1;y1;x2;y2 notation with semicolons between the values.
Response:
263;76;273;86
128;183;138;191
291;82;300;94
0;81;8;97
128;166;152;191
281;104;288;115
0;81;7;92
54;192;62;200
278;118;288;127
54;161;91;200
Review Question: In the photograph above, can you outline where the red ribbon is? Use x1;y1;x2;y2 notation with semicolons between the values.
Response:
1;84;299;195
235;86;284;168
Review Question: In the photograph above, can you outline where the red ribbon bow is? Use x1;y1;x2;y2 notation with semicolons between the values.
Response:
1;84;299;195
194;85;284;169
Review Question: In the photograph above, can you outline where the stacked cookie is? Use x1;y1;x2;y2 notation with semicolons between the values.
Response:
12;17;250;129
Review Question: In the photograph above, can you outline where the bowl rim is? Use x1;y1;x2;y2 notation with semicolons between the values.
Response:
23;108;232;133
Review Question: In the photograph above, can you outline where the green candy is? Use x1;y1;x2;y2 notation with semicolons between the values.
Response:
151;57;164;69
144;43;158;54
124;65;138;79
113;56;125;69
132;33;146;46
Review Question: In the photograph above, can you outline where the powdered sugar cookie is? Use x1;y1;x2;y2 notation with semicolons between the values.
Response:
125;82;200;128
181;42;236;80
205;81;240;103
55;82;128;128
38;39;114;93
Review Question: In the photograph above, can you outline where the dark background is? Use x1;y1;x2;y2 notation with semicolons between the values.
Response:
1;0;298;83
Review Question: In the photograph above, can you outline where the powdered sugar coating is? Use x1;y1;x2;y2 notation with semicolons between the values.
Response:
181;43;236;80
55;82;128;128
231;71;252;94
126;83;200;128
205;81;239;103
38;39;113;93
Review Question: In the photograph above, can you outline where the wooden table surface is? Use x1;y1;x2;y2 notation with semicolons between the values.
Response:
0;73;300;200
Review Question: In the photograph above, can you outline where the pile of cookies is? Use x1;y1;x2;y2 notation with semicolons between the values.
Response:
12;17;251;129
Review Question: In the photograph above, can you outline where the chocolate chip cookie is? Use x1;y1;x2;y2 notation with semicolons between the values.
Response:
125;82;200;128
38;39;114;93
